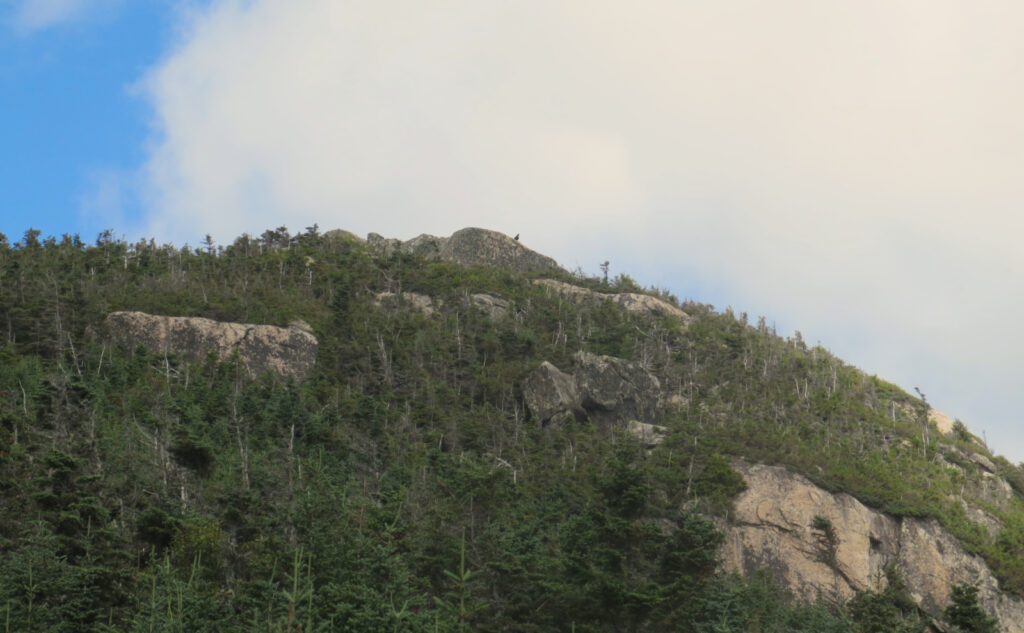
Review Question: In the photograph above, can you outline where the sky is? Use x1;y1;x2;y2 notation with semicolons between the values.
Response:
3;1;1024;460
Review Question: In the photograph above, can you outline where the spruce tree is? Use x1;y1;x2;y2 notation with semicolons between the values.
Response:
944;584;998;633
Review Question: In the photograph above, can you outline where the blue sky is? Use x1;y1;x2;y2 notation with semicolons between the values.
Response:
1;1;170;241
4;0;1024;463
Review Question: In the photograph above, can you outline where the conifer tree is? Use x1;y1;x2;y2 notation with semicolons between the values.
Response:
944;584;997;633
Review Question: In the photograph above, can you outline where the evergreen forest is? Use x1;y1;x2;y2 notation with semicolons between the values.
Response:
0;226;1019;632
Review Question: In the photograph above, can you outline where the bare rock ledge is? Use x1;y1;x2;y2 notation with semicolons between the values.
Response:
104;311;318;381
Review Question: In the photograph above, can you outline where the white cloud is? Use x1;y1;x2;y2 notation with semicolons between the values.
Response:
136;0;1024;460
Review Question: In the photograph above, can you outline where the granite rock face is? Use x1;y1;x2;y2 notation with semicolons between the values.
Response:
373;291;511;321
723;462;1024;631
104;311;318;381
470;293;511;320
521;361;582;426
534;279;690;323
573;351;662;425
522;352;662;427
366;228;562;274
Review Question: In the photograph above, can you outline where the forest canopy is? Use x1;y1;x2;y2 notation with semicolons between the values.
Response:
0;227;1014;632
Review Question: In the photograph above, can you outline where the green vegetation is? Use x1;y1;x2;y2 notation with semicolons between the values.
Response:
0;226;1015;631
944;584;998;633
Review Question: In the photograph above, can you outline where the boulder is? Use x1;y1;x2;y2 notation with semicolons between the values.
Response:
574;351;661;424
104;311;318;381
522;362;580;425
521;353;664;428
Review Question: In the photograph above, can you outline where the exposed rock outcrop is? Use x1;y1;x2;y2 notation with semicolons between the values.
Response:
626;420;667;447
929;408;955;435
470;293;510;320
574;351;662;425
970;452;998;473
323;229;364;243
375;291;438;315
366;233;402;257
104;311;318;381
373;291;511;321
723;462;1024;631
521;362;581;426
534;279;691;323
442;228;561;273
521;352;663;427
366;228;562;274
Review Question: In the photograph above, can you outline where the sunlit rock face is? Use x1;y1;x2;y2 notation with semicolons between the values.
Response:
104;311;318;381
724;462;1024;631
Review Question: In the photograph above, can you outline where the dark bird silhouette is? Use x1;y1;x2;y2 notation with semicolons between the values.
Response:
514;233;520;241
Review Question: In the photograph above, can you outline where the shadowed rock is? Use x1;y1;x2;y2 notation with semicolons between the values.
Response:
574;351;662;425
104;311;318;381
522;352;662;427
522;361;581;425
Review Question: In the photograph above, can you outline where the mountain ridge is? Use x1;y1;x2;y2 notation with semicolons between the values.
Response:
0;224;1018;632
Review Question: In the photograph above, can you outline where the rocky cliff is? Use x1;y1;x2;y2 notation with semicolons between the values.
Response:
366;227;562;274
104;311;318;381
723;462;1024;631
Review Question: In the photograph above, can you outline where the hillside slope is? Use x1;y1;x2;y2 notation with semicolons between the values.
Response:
0;225;1020;632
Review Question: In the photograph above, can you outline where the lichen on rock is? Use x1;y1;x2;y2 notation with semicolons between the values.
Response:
104;311;318;381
